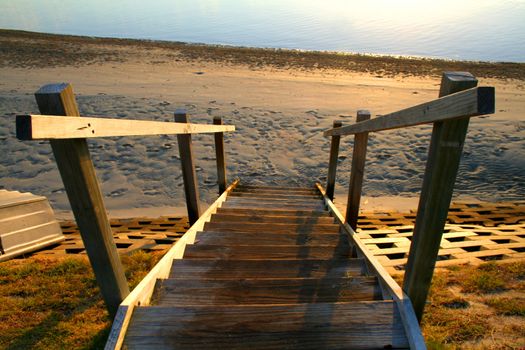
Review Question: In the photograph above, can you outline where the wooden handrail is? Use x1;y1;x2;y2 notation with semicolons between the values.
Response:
403;71;480;322
321;71;496;326
17;83;236;318
34;83;129;318
315;183;426;350
16;114;235;140
105;179;240;350
323;86;494;137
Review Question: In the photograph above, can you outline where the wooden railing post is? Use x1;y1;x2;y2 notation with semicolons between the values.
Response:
325;120;342;200
175;109;201;225
403;72;478;322
213;116;227;194
34;83;129;317
345;110;371;230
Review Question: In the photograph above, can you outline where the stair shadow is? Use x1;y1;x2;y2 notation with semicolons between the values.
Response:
295;211;361;348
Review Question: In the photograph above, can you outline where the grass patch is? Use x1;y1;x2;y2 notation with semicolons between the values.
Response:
485;297;525;317
462;271;506;294
1;252;523;348
0;251;163;349
423;308;489;344
422;261;525;348
460;261;524;294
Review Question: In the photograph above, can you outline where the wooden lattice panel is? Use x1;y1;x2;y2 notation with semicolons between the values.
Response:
357;221;525;275
28;201;525;271
32;216;189;257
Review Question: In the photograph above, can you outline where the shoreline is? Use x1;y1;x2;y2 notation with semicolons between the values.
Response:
1;29;523;212
2;29;525;80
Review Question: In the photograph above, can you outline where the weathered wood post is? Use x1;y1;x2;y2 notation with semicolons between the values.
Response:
175;109;201;225
34;83;129;317
403;72;479;322
325;120;342;200
213;116;227;194
345;110;371;230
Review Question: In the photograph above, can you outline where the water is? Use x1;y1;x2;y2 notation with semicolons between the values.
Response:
1;0;524;62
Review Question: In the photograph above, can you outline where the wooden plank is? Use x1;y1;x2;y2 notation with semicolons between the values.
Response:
346;110;371;230
226;197;324;205
216;208;330;217
105;179;239;350
235;185;317;193
210;213;335;224
154;277;382;305
229;192;321;199
169;259;367;279
175;109;201;225
16;114;235;140
195;231;350;246
234;189;319;196
0;191;47;209
325;120;342;200
34;83;129;318
0;209;58;233
203;222;341;234
222;202;326;211
324;86;494;136
315;182;426;349
123;302;408;349
184;244;353;260
213;116;227;194
403;72;479;323
0;198;55;220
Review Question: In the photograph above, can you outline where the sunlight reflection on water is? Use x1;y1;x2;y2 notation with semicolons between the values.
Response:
1;0;525;62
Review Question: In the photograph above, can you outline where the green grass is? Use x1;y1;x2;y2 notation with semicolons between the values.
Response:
0;251;162;349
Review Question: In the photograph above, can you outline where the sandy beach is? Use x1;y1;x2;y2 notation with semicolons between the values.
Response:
1;30;523;214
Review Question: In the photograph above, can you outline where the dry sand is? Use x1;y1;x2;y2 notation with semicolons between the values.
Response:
0;30;523;215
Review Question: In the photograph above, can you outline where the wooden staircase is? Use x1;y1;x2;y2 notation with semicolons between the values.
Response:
121;184;413;349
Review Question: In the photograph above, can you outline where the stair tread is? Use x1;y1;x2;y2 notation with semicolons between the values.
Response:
184;244;353;260
222;202;325;210
153;277;382;305
124;302;409;349
216;208;330;217
228;190;322;199
236;185;317;192
227;197;324;204
210;213;335;224
203;221;340;233
169;259;367;279
195;231;350;246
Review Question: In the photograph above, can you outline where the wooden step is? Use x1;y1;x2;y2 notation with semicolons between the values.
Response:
233;190;320;197
203;222;341;234
169;259;368;279
215;208;330;217
195;231;350;246
236;185;317;193
226;197;324;205
229;192;321;200
183;244;354;260
222;202;326;211
210;213;335;224
124;302;409;349
153;277;383;306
